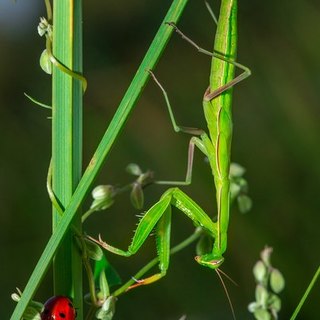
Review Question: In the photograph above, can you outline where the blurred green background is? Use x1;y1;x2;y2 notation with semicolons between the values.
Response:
1;0;320;319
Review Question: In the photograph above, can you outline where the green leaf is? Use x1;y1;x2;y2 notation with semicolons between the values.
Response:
99;270;110;300
22;306;41;320
94;255;122;288
11;289;43;320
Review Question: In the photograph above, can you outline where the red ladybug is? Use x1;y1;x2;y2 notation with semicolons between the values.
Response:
41;296;76;320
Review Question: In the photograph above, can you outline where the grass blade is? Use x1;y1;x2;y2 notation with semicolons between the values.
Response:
290;266;320;320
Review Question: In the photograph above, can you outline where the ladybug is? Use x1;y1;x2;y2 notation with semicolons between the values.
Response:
41;296;77;320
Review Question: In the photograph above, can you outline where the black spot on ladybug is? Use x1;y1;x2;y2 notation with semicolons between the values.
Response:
41;296;76;320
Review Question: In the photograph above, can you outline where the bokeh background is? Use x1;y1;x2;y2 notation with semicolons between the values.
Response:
1;0;320;319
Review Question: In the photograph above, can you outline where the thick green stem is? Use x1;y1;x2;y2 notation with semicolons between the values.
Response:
52;0;83;317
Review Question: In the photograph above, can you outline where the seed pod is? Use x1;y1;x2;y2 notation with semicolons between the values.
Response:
270;268;285;293
253;260;267;283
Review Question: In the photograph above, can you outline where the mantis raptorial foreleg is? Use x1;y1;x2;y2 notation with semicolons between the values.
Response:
88;187;217;289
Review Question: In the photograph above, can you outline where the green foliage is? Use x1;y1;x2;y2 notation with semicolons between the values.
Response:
11;289;42;320
229;163;252;213
248;247;285;320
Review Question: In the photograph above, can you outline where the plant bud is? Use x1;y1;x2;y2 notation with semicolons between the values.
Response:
270;268;285;293
237;194;252;213
40;49;52;75
260;246;273;266
253;260;267;283
268;294;281;312
92;185;114;200
229;162;246;178
253;308;272;320
255;284;269;307
126;163;142;176
84;238;103;261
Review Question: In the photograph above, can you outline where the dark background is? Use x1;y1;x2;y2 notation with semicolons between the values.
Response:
1;0;320;319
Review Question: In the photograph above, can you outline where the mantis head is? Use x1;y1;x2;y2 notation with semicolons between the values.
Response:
195;254;224;269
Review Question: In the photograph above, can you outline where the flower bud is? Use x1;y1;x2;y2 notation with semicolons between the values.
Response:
92;185;114;200
126;163;142;176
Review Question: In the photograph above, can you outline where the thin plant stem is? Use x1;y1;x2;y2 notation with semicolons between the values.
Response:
290;266;320;320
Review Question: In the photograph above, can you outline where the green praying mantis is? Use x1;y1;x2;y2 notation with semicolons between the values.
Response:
88;0;250;295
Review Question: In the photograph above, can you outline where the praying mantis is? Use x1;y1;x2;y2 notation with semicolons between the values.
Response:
89;0;250;293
